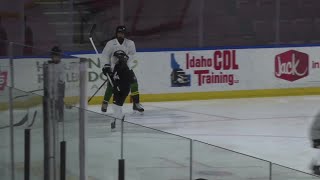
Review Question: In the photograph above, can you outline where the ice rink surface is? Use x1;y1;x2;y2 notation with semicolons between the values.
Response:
2;95;320;179
89;95;320;174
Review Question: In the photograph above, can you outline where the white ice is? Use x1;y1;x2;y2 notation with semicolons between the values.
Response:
88;95;320;175
2;95;320;180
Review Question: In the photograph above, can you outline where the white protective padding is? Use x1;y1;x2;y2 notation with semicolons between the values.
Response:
112;104;124;120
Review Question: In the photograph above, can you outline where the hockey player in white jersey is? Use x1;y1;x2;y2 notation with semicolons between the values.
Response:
100;25;144;113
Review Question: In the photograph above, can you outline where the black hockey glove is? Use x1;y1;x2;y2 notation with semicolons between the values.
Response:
102;64;112;77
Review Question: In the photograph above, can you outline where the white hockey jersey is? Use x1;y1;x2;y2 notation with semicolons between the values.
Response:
101;38;137;70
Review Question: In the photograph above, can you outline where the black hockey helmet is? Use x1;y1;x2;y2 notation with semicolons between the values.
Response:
116;25;127;34
113;50;128;65
113;50;127;60
51;46;62;56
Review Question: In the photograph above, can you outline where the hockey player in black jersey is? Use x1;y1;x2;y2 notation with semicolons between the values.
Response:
102;50;132;128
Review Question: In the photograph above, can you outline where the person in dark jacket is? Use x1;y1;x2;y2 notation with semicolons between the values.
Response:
310;111;320;175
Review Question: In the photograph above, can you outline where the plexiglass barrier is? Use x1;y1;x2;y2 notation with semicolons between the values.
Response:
1;42;320;180
1;86;320;180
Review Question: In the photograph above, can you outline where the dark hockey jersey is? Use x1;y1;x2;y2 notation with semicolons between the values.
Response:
111;62;132;95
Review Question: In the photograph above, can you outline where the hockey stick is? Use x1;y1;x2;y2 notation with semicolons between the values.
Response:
0;113;29;129
28;110;38;128
88;24;120;92
88;79;108;103
88;24;99;54
14;89;44;100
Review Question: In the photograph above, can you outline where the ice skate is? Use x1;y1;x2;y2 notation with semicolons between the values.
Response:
111;119;116;129
101;100;108;112
310;159;320;176
133;103;144;113
312;164;320;176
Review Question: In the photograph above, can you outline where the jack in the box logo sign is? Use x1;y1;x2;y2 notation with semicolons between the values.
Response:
275;50;309;81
